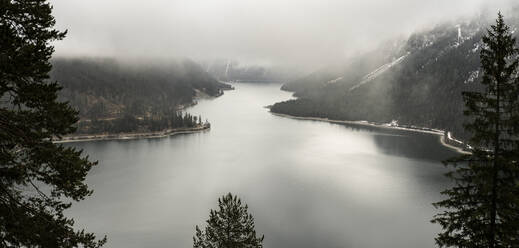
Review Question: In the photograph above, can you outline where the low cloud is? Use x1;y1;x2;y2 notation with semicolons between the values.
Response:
50;0;514;70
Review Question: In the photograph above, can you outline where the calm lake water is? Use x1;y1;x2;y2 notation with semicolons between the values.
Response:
66;83;458;248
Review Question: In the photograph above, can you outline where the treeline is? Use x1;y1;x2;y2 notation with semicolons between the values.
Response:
271;99;347;120
50;58;230;134
75;111;206;135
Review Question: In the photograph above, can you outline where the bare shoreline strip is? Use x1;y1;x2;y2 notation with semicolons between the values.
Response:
54;126;210;144
270;112;470;154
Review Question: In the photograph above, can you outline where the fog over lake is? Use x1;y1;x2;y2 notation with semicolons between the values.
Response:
66;83;458;248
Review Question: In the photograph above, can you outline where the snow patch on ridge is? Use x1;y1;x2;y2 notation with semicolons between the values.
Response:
349;53;409;91
225;60;231;77
457;24;462;44
471;42;480;53
325;76;343;85
464;70;479;84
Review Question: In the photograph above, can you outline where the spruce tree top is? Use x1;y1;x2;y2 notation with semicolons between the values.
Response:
194;193;264;248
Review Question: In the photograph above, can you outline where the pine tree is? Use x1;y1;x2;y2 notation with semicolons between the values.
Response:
193;193;264;248
432;13;519;248
0;0;105;247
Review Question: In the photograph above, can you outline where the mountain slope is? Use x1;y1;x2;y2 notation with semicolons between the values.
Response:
50;58;231;134
271;11;519;139
52;58;231;120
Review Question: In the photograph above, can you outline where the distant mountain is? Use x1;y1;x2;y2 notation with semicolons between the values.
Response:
201;59;299;83
271;10;519;140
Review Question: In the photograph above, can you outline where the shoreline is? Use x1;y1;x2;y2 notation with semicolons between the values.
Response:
54;125;210;143
270;112;470;154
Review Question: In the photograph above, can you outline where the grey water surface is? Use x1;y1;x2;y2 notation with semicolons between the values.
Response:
66;83;458;248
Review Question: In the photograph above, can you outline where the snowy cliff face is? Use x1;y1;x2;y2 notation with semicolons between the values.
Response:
273;11;519;138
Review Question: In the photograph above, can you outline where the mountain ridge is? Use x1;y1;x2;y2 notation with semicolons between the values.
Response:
271;11;519;140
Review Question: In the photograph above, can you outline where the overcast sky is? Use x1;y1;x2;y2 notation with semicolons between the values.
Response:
49;0;513;69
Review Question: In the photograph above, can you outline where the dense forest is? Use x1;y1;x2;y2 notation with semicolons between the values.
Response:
51;58;230;134
271;10;519;140
75;112;206;135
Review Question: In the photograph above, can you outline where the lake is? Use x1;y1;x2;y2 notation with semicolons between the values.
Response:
66;83;457;248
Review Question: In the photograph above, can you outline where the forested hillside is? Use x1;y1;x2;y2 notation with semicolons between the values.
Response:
51;58;231;134
271;11;519;140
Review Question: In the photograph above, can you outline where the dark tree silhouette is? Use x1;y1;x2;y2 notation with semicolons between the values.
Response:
0;0;105;247
432;13;519;248
194;193;264;248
